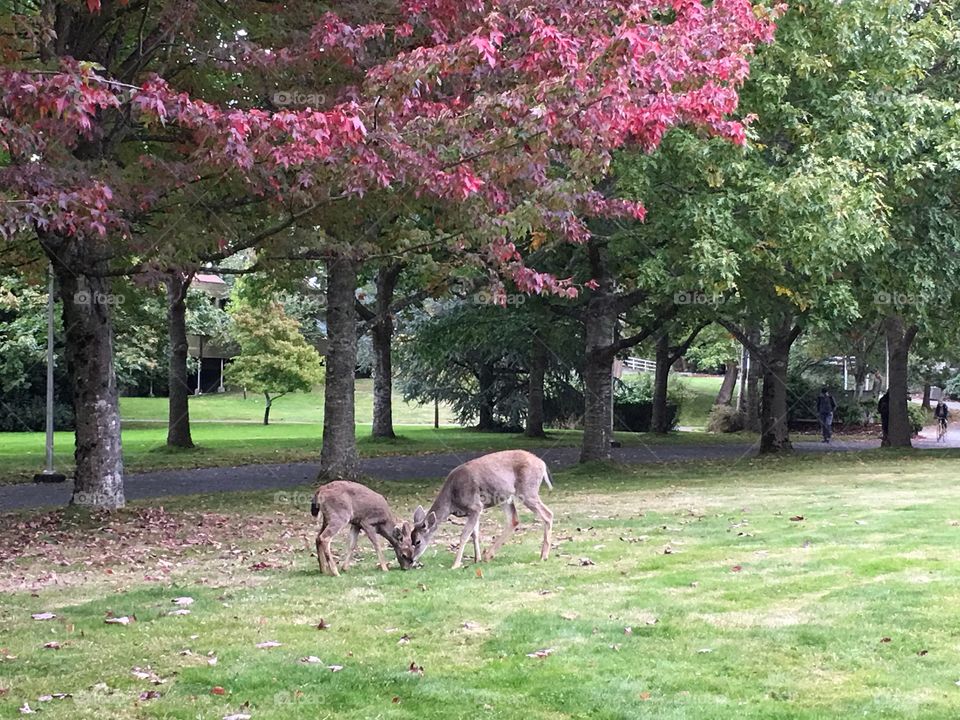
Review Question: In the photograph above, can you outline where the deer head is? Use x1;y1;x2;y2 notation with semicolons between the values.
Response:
409;505;439;562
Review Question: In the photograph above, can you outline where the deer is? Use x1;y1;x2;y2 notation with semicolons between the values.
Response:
407;449;554;569
310;480;416;576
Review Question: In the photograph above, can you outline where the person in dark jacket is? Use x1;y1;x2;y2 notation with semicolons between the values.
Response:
878;391;890;444
817;387;838;443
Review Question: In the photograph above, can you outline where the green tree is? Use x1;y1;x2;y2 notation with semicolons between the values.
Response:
226;303;324;425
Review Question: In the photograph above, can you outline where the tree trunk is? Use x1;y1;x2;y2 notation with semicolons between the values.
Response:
715;361;738;406
580;297;616;462
525;332;548;438
651;331;671;433
371;265;401;439
42;235;125;509
320;254;359;479
884;314;917;448
477;363;496;430
263;392;272;425
758;318;798;454
922;384;931;410
165;273;194;448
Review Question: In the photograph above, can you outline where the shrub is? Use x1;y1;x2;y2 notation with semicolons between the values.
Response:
707;404;744;433
908;403;927;435
0;393;75;432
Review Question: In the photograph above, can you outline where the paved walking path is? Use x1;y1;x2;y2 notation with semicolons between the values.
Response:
0;433;915;512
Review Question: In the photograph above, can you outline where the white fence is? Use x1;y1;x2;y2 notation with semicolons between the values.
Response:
622;356;656;373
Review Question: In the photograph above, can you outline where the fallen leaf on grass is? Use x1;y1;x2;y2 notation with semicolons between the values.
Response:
570;557;595;567
207;656;218;666
138;691;161;700
790;516;805;522
880;637;892;643
398;635;411;645
475;568;483;578
316;619;330;630
255;640;281;649
19;702;34;714
300;656;322;664
250;561;274;571
104;616;134;625
43;641;62;649
918;649;929;656
392;696;401;704
327;665;343;672
697;648;713;654
560;612;579;621
731;565;742;573
663;546;674;555
37;693;70;701
223;714;251;720
526;648;555;659
168;609;191;616
408;662;424;675
639;691;651;701
210;686;227;696
624;627;633;635
172;597;194;606
131;667;164;684
31;612;56;621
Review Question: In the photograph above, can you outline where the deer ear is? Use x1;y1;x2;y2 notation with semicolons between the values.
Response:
413;505;426;525
426;511;438;531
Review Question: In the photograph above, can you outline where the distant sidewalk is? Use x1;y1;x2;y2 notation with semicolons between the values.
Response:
0;437;900;513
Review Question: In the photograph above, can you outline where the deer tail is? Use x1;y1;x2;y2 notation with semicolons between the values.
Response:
310;491;321;518
542;465;554;491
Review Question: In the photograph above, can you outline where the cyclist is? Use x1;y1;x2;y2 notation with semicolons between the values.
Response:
935;398;950;441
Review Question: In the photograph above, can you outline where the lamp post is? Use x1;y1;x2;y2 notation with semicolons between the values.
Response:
33;263;66;484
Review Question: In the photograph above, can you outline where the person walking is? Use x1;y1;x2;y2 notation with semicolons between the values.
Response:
878;391;890;446
817;387;838;443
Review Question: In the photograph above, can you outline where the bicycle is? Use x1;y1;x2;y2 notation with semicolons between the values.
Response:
937;416;948;443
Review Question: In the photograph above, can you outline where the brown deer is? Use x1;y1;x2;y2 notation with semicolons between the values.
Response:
408;450;554;569
310;481;416;576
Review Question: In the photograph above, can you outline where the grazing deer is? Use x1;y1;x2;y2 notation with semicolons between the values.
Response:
408;449;554;569
310;481;416;576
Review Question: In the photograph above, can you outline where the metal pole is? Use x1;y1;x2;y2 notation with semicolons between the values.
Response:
843;356;848;392
34;263;65;483
44;264;55;472
885;337;890;391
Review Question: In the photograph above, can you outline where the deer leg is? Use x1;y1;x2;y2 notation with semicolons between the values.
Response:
473;525;482;563
520;495;554;561
362;524;390;571
452;510;481;570
483;501;520;562
318;519;347;577
315;516;330;573
340;525;361;571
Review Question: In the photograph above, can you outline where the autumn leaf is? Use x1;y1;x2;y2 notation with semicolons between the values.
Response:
31;612;56;621
316;619;330;630
255;640;281;649
408;661;424;675
210;686;227;696
104;616;134;625
790;515;805;522
526;648;555;659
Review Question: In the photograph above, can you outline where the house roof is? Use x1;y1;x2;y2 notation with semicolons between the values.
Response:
195;273;226;285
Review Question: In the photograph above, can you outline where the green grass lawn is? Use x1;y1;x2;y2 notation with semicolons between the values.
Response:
0;376;736;485
673;374;723;429
119;379;457;425
3;452;960;718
